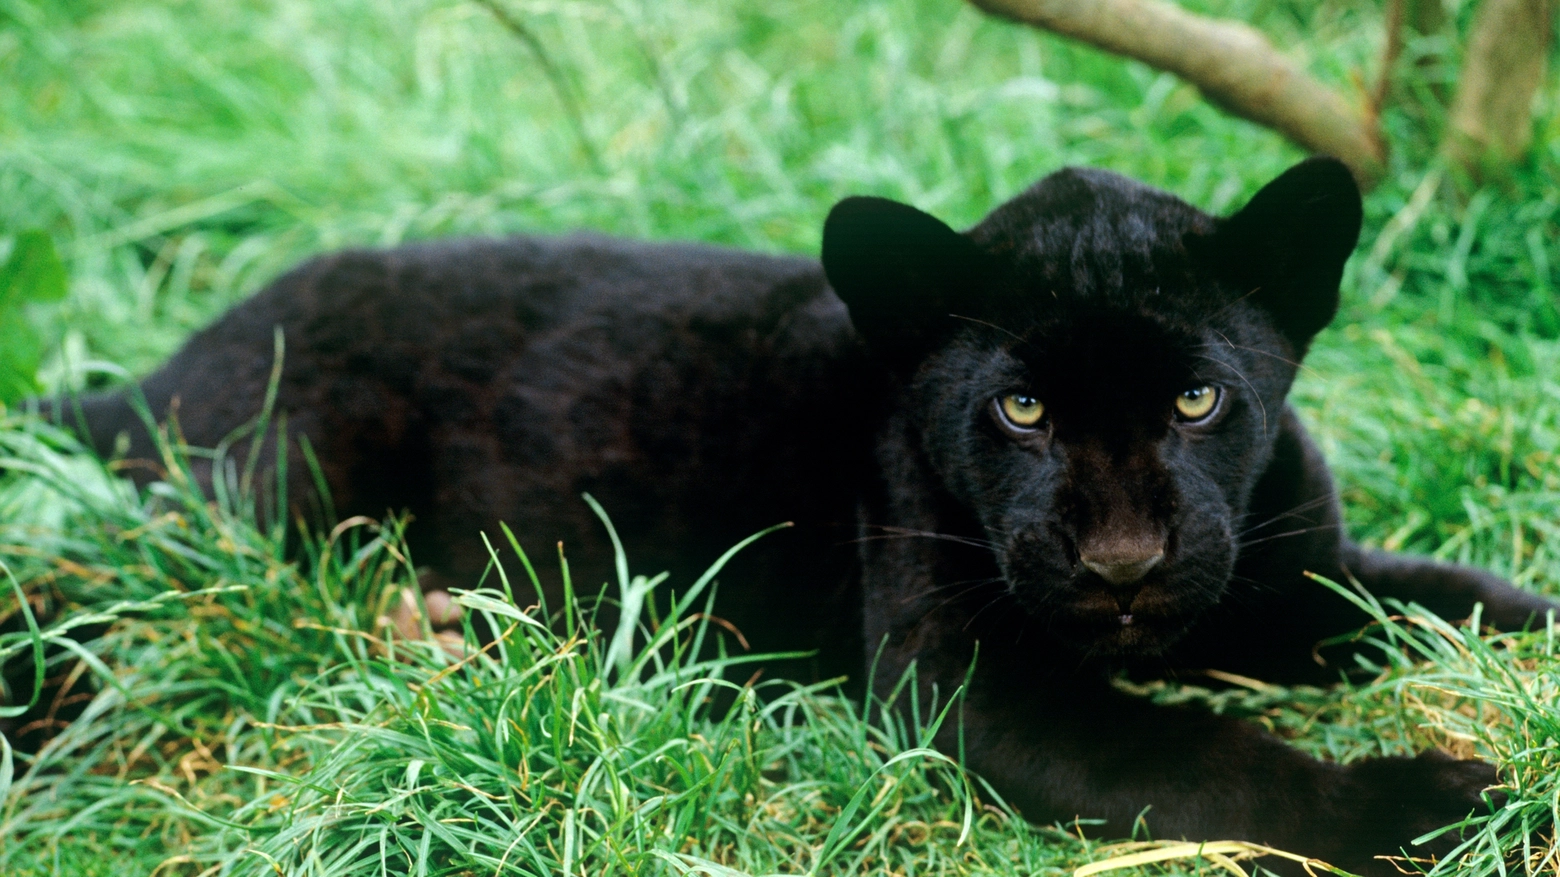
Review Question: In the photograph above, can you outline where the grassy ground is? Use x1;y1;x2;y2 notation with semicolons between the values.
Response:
1;0;1558;873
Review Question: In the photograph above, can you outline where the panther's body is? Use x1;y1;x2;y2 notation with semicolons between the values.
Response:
48;158;1557;873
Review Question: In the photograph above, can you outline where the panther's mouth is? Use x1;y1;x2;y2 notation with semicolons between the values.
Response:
1072;607;1189;655
999;541;1217;656
1052;580;1202;656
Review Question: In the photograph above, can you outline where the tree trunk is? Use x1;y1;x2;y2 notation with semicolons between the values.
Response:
966;0;1386;188
1375;0;1451;125
1445;0;1557;176
1408;0;1447;38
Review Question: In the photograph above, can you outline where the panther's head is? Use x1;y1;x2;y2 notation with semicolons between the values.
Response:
822;158;1362;656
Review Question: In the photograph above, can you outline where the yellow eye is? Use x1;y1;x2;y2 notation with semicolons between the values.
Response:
1174;385;1219;421
999;394;1046;429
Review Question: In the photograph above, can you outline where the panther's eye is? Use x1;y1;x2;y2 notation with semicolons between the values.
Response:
998;394;1046;430
1174;385;1219;422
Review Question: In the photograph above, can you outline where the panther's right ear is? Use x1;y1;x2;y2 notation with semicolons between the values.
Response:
821;196;985;368
1200;157;1362;351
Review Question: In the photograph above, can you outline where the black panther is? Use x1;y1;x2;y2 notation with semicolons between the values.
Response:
33;157;1557;874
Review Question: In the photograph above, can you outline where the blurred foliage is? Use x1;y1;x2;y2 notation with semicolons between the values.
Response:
0;231;66;403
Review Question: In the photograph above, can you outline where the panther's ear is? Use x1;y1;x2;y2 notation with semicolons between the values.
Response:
1204;157;1362;349
822;196;985;367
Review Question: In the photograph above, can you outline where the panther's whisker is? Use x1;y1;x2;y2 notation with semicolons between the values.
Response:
1208;329;1317;377
899;576;1006;606
1236;495;1335;536
851;525;1002;551
948;313;1027;345
926;582;1009;619
1237;524;1336;549
962;593;1013;633
1191;352;1268;432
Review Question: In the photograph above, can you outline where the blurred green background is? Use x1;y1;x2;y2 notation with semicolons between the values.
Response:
4;0;1557;559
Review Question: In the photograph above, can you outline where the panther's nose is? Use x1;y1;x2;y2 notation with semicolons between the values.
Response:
1079;544;1164;586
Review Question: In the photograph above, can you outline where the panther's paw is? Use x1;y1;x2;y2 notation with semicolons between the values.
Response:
1333;751;1501;876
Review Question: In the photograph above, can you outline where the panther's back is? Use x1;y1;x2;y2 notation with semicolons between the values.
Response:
54;234;879;667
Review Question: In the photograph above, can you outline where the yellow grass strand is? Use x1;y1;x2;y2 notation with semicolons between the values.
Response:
1073;840;1348;877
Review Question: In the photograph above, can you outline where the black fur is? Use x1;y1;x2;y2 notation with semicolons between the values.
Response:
40;157;1558;873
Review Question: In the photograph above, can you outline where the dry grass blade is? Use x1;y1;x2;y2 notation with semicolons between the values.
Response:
1074;840;1350;877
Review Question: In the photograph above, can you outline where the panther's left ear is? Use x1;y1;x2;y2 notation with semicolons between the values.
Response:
1199;157;1362;349
822;196;986;368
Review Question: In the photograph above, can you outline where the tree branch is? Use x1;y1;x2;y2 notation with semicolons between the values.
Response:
1372;0;1406;117
1445;0;1556;176
966;0;1386;188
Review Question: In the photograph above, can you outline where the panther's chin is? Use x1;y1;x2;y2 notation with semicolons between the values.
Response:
1004;556;1225;658
1090;615;1188;656
1052;604;1196;657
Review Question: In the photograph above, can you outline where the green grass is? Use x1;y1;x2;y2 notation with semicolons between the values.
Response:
0;418;1088;876
1;0;1559;874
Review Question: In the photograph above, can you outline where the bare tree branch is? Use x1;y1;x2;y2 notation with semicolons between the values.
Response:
1406;0;1447;43
1445;0;1557;176
966;0;1386;187
1372;0;1407;116
1405;0;1449;103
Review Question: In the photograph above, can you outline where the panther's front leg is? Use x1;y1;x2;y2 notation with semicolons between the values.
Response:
1340;544;1558;631
947;670;1499;877
1209;407;1558;681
